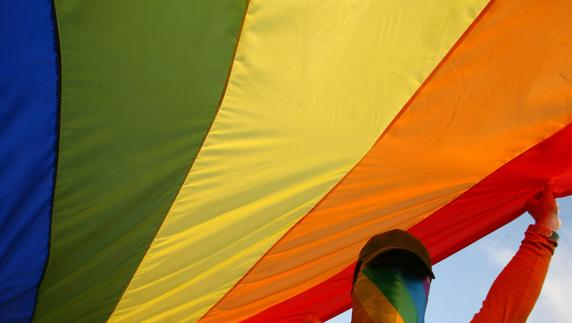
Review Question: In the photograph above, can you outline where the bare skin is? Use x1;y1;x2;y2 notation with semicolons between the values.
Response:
526;182;561;232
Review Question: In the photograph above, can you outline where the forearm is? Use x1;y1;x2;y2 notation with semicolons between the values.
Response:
471;225;557;323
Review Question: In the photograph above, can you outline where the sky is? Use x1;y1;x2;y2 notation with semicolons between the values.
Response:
328;196;572;323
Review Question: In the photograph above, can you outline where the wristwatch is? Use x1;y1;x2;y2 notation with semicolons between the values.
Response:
529;224;559;243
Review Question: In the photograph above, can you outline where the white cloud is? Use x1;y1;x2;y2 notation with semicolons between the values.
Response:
480;238;515;268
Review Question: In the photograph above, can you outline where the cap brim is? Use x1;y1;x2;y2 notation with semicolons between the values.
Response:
364;247;435;279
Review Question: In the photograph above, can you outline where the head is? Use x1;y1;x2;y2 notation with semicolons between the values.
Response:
351;229;434;323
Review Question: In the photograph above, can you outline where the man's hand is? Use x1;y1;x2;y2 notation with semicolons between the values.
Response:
525;182;560;232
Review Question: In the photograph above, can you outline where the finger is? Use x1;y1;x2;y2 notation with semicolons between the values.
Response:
543;181;555;200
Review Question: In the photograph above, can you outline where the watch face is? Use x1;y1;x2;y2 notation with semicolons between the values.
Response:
550;231;560;242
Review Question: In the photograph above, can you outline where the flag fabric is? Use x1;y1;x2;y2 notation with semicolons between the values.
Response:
352;265;430;323
1;0;572;322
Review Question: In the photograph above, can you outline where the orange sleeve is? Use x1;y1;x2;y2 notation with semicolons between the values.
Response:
471;225;558;323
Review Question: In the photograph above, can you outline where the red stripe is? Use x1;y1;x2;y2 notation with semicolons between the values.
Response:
244;122;572;323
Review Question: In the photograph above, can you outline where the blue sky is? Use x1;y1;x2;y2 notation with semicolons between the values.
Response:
328;196;572;323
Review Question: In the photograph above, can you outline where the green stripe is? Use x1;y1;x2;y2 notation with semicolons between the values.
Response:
363;266;418;323
34;1;248;322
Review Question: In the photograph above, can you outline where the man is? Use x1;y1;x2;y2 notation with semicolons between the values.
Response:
352;183;560;323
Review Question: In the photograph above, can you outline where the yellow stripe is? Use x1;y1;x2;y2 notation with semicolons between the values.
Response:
110;0;488;321
353;274;405;323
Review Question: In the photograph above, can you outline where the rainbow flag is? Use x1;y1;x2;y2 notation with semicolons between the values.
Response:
353;265;430;323
2;0;572;321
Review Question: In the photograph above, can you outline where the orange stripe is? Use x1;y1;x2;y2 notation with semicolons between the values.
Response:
203;0;572;321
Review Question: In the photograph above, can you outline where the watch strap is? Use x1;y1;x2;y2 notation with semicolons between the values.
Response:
528;224;559;243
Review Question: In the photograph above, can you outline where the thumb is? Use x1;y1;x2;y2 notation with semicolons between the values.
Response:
541;181;555;202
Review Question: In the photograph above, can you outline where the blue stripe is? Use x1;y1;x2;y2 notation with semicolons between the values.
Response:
402;272;428;323
0;0;58;321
